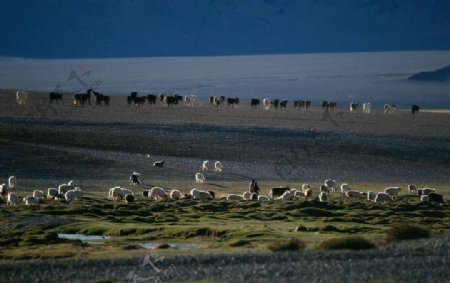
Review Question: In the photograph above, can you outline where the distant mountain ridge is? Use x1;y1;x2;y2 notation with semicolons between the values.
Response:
0;0;450;58
408;65;450;82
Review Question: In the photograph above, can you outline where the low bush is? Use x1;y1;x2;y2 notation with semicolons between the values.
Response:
267;238;305;252
317;236;375;250
385;224;430;242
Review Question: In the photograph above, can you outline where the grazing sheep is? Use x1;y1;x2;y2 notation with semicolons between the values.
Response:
214;161;224;173
195;173;205;183
170;189;182;199
202;160;209;171
408;184;417;193
7;192;19;205
257;195;270;201
8;176;16;189
374;192;392;203
422;187;436;195
227;194;243;201
23;195;39;206
250;193;258;200
367;191;376;202
269;187;290;198
0;183;8;197
420;195;429;202
33;190;44;199
276;190;292;200
73;187;83;200
153;160;164;167
345;190;363;198
318;191;327;202
47;188;59;199
324;179;337;192
65;190;76;202
304;188;313;197
340;183;350;194
58;184;75;195
243;191;252;200
219;195;228;200
108;186;122;200
149;187;166;200
428;192;444;203
384;187;401;198
294;190;305;197
320;185;330;195
190;188;213;200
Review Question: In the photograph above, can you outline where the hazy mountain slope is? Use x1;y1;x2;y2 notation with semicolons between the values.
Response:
0;0;449;58
409;65;450;82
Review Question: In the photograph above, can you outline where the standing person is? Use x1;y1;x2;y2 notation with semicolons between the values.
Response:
251;182;260;195
249;179;255;192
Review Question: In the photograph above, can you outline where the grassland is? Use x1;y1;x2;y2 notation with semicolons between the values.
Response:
0;89;449;261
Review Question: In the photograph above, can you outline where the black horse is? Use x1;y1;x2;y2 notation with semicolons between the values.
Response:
73;92;91;106
93;91;110;106
49;92;63;104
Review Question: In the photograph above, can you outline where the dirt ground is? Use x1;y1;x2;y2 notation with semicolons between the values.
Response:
1;89;449;188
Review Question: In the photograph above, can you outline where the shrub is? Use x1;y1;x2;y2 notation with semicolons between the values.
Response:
385;224;430;242
267;238;305;252
317;236;375;250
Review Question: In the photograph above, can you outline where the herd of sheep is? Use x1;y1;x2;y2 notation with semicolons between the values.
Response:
1;172;445;207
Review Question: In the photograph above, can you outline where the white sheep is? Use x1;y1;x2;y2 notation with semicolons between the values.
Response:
324;179;337;192
65;190;76;202
319;191;327;202
58;184;75;195
257;195;270;201
33;190;44;199
47;188;59;199
0;183;8;197
190;188;212;200
7;192;19;205
294;190;305;197
367;191;376;202
420;195;429;202
170;189;182;199
195;173;205;183
276;190;292;200
227;194;243;201
202;160;209;171
149;187;166;200
108;186;121;200
384;187;401;198
214;161;224;173
23;195;39;206
302;184;311;191
243;191;252;200
340;183;350;194
8;176;16;189
374;192;392;203
219;195;228;200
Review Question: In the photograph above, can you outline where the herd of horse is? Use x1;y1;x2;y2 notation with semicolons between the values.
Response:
16;90;421;115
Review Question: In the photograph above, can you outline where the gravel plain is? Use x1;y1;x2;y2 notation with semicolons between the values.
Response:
0;234;449;283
